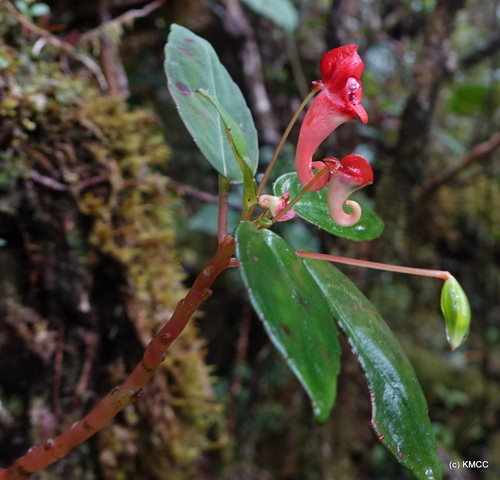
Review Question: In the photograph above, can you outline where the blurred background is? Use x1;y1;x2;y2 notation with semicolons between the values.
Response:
0;0;499;479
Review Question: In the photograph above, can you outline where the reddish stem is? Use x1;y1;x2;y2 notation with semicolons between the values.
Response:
218;175;231;244
256;88;320;197
0;236;235;480
296;251;451;280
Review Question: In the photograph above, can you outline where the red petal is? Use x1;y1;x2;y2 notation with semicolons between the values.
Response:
339;154;373;186
320;45;364;93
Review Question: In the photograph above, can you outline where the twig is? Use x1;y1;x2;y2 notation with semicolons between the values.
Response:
2;1;109;91
256;88;319;197
166;179;242;210
72;332;99;407
28;170;67;191
0;236;235;479
78;0;167;44
220;0;279;144
98;0;129;96
52;323;65;424
286;37;309;99
228;303;252;433
421;131;500;194
28;171;244;213
458;30;500;70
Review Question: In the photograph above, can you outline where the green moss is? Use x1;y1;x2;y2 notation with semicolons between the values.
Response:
0;25;223;480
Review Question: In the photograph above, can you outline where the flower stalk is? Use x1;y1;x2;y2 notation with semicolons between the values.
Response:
271;168;329;224
256;88;320;197
296;251;452;280
296;251;471;351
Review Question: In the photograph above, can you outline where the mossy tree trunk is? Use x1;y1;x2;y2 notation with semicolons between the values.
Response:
0;31;222;479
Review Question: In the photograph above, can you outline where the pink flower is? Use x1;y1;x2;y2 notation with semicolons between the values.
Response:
259;192;296;222
295;45;368;192
325;154;373;226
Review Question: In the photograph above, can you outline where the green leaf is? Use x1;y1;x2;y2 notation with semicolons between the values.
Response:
240;0;299;32
303;259;443;480
448;84;490;116
274;172;384;241
196;89;258;213
235;221;340;423
164;24;258;183
440;276;471;351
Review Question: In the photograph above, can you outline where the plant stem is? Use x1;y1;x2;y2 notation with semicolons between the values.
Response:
296;251;452;280
256;88;320;197
218;175;231;244
0;236;235;480
166;179;241;210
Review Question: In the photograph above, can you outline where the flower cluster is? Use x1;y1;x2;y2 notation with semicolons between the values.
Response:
295;45;373;227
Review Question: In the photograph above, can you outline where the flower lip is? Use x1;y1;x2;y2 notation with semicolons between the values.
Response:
345;77;368;124
338;154;373;186
351;103;368;124
326;154;373;227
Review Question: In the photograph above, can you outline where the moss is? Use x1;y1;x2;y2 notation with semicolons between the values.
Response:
0;23;222;480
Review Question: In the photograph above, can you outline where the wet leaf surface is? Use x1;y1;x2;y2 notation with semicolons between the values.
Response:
235;221;340;423
303;259;443;480
274;172;384;241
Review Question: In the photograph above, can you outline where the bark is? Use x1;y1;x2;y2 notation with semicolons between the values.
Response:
220;0;280;145
0;21;222;477
375;0;466;259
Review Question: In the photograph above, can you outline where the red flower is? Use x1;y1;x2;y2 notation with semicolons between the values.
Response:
326;154;373;226
295;45;368;192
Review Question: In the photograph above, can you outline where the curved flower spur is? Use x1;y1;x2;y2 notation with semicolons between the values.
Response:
295;45;372;227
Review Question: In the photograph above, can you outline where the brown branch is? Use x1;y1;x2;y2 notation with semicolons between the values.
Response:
0;236;235;480
97;0;130;97
2;1;109;91
421;131;500;194
52;323;65;424
28;171;244;213
72;332;99;407
28;170;67;191
78;0;167;44
227;303;251;433
166;179;242;210
458;29;500;70
220;0;280;145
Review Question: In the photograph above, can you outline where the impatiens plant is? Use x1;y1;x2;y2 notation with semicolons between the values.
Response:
0;24;471;480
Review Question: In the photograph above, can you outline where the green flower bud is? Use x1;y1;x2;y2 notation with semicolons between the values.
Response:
440;276;471;351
